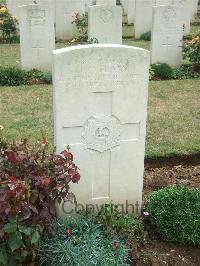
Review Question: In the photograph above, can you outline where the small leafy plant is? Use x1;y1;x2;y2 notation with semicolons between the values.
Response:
150;63;174;80
71;12;88;43
93;203;146;249
0;67;52;86
183;33;200;69
38;216;129;266
146;186;200;246
0;138;80;264
140;31;151;41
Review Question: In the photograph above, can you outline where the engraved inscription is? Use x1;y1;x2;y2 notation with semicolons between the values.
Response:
163;7;176;22
99;8;113;23
82;115;121;152
28;9;45;26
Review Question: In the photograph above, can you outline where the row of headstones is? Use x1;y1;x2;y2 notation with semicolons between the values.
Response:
122;0;198;34
7;0;118;40
18;2;188;72
7;0;199;40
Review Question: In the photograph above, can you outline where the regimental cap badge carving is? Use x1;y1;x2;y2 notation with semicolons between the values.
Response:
98;8;113;24
82;115;121;153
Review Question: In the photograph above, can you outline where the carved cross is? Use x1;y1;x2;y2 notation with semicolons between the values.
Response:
62;91;140;201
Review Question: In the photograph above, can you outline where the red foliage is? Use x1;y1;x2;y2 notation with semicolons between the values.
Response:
0;139;80;230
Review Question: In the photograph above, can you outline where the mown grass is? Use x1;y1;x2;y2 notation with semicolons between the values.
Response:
0;80;199;158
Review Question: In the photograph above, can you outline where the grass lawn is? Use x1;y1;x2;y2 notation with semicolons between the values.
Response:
0;79;200;158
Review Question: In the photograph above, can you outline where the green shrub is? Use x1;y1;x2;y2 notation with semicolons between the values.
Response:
172;65;200;79
140;31;151;41
0;4;19;43
183;33;200;65
38;216;129;266
71;12;88;43
0;66;28;86
0;67;52;86
151;63;173;80
146;186;200;246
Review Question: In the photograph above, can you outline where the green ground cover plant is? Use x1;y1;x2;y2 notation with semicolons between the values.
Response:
38;216;129;266
146;186;200;246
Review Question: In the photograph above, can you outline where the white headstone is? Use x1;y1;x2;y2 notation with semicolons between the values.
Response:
173;0;191;35
156;0;173;4
121;0;128;14
7;0;32;16
7;0;55;17
88;5;122;44
53;44;150;215
56;0;85;40
127;0;135;24
151;5;183;67
96;0;116;5
134;0;156;39
19;4;55;71
85;0;94;11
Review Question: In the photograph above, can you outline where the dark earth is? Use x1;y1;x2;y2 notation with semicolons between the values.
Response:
131;156;200;266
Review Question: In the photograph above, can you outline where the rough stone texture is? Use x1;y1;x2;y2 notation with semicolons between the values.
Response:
96;0;116;5
88;5;122;44
53;44;150;215
55;0;85;40
19;4;55;71
134;0;156;39
127;0;135;24
151;5;183;67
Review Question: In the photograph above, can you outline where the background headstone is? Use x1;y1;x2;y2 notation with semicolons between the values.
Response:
7;0;55;18
53;44;150;215
156;0;173;5
151;5;183;67
88;5;122;44
19;4;55;71
56;0;85;40
127;0;135;24
134;0;156;39
172;0;191;35
96;0;116;5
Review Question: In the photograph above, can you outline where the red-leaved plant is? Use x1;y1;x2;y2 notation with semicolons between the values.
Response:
0;138;80;264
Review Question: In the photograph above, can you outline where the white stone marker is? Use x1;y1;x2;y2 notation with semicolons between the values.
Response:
134;0;156;39
88;5;122;44
53;44;150;215
127;0;135;24
96;0;116;5
7;0;55;17
85;0;94;11
19;4;55;71
156;0;173;5
151;5;183;67
172;0;191;35
56;0;85;40
7;0;32;16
